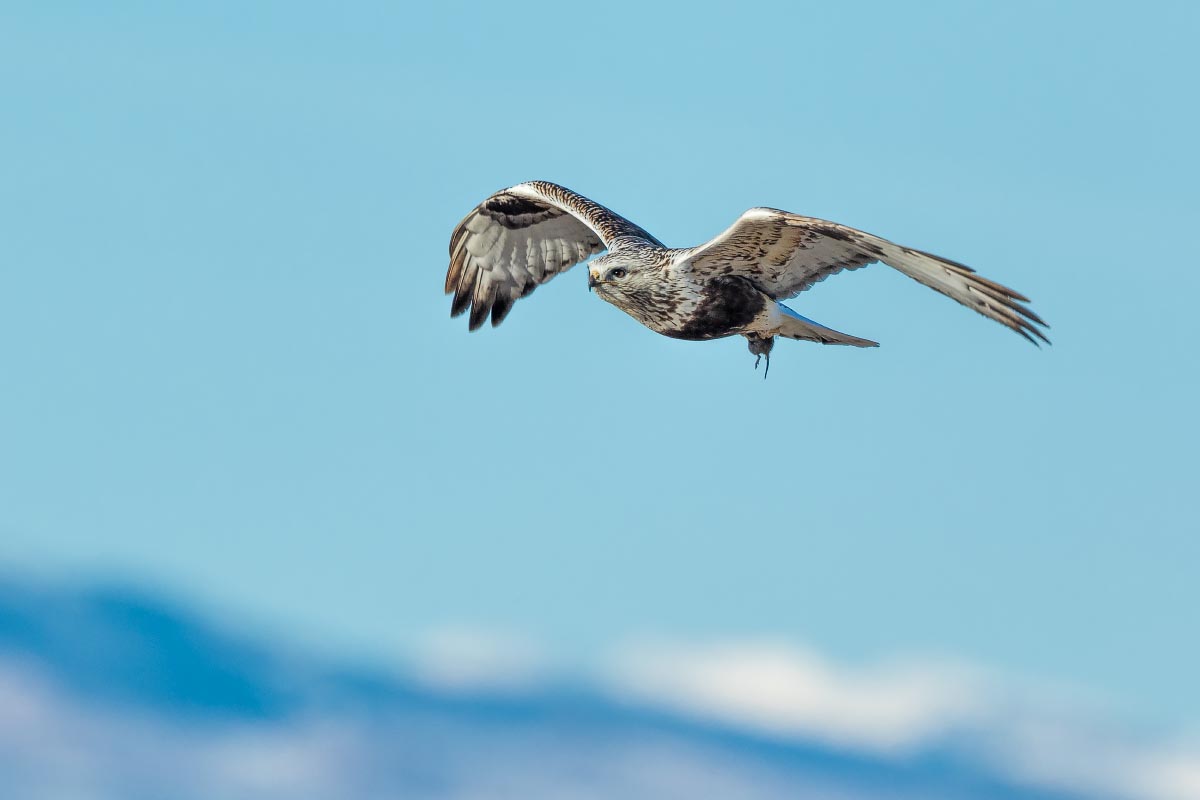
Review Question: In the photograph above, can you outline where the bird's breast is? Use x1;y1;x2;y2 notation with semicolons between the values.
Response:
604;280;697;336
657;276;767;341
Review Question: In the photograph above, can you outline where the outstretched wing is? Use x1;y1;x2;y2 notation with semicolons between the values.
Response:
685;208;1048;345
446;181;662;330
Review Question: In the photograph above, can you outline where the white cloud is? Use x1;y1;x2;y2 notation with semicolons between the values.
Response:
600;637;1200;800
408;627;549;692
1140;748;1200;800
0;661;351;800
977;709;1200;800
605;639;983;756
4;636;1200;800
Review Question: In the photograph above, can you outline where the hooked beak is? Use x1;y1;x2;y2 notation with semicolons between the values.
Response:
588;274;599;291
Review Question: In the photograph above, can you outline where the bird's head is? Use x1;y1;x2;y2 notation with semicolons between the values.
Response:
587;252;660;304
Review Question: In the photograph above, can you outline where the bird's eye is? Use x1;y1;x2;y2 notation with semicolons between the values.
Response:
610;268;627;279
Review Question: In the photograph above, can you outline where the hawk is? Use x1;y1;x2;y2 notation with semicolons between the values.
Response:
446;181;1048;374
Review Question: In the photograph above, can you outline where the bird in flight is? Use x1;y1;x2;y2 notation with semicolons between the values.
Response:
446;181;1048;375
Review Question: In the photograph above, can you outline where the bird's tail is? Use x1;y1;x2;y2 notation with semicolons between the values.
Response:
776;304;879;347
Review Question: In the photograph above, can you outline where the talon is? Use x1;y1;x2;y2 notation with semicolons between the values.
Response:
754;354;762;370
763;353;770;379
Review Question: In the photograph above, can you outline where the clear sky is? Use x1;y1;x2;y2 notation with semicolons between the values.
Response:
2;1;1197;726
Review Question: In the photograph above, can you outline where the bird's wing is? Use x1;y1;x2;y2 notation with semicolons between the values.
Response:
684;208;1048;345
446;181;662;330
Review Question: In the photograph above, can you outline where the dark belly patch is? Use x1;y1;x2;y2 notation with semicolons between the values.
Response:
667;276;766;341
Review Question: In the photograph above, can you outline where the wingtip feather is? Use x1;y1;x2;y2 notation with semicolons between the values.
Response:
490;293;515;327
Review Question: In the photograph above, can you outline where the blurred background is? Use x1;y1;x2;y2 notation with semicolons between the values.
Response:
2;2;1198;798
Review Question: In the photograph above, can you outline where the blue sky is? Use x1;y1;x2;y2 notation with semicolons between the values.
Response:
1;0;1198;728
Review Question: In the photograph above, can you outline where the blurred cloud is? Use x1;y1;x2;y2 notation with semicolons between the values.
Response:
606;639;982;754
409;627;549;693
3;579;1199;800
0;660;349;799
599;638;1200;800
980;710;1200;800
